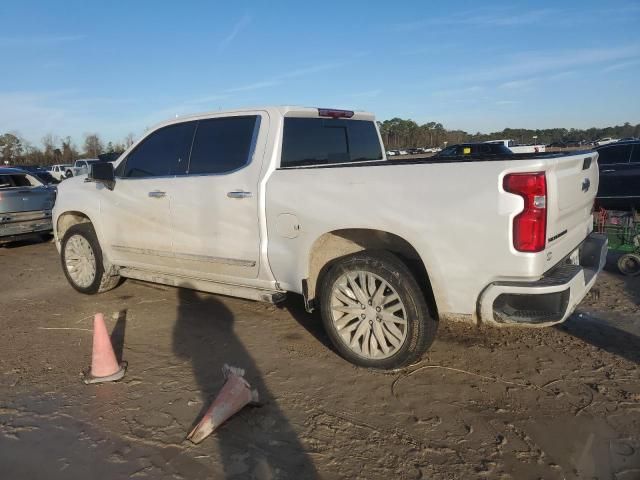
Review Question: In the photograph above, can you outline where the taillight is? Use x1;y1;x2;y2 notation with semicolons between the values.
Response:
503;172;547;252
318;108;354;119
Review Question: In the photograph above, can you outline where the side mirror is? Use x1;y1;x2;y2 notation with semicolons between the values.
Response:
89;162;115;190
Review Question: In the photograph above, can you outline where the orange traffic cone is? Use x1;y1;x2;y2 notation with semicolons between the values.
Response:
187;364;259;444
82;313;127;384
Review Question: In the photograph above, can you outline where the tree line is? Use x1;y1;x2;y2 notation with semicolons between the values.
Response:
378;118;640;149
2;119;639;165
0;132;136;166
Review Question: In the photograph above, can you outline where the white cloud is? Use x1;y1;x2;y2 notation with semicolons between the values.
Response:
218;14;252;51
351;89;383;98
225;80;280;93
391;7;557;31
0;35;85;47
432;85;484;98
603;58;640;72
224;61;344;93
454;45;640;83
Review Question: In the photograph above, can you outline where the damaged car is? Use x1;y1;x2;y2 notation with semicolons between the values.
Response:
0;167;56;245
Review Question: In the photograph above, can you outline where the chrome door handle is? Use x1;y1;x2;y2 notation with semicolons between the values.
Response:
148;190;166;198
601;169;615;173
227;190;252;199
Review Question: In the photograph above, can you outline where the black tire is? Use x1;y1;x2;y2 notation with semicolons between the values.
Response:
60;223;121;294
319;251;437;369
65;170;73;178
618;253;640;276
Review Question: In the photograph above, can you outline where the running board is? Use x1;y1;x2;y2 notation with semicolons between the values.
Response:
119;267;287;304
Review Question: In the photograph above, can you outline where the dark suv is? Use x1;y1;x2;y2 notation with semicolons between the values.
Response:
595;140;640;210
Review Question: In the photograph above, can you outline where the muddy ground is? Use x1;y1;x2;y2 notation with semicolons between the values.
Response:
0;241;638;480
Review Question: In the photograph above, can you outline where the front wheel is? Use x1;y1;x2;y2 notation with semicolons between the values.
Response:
61;223;121;294
319;251;437;369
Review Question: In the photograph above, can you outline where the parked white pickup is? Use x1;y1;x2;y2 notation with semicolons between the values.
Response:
65;159;101;178
53;106;606;368
486;139;547;154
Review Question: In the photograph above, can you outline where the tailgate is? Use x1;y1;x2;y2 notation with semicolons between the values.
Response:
546;151;598;259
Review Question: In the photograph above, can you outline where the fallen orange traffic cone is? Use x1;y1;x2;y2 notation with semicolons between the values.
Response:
82;313;127;384
187;364;259;444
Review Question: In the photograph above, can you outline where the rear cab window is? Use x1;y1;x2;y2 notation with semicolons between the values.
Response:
281;118;382;167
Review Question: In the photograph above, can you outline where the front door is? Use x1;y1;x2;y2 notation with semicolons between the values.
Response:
100;120;196;270
169;113;267;281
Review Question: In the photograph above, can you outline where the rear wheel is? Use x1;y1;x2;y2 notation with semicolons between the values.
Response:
319;251;437;369
61;223;121;294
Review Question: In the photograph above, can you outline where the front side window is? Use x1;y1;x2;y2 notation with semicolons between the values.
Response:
598;145;632;165
281;118;382;167
121;121;196;178
630;144;640;163
188;116;258;175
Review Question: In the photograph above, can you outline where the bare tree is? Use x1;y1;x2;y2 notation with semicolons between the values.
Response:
124;133;136;148
83;133;104;158
61;136;78;163
42;133;59;164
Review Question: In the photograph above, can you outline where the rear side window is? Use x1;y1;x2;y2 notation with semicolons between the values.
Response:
0;175;11;188
281;118;382;167
188;116;258;175
121;121;196;178
10;174;31;187
630;144;640;163
598;145;632;165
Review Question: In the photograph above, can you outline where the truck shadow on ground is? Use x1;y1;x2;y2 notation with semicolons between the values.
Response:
556;316;640;365
172;287;317;479
280;295;335;352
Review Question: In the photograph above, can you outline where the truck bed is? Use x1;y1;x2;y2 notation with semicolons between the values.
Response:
278;150;595;169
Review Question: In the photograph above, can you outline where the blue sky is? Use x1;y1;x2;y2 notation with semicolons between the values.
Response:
1;0;639;145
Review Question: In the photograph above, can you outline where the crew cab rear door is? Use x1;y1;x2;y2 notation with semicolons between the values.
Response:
169;112;267;281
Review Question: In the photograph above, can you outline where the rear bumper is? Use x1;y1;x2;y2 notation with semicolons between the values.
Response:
0;210;52;243
478;233;608;327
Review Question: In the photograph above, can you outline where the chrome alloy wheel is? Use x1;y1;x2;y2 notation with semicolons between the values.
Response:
330;271;408;359
64;234;97;288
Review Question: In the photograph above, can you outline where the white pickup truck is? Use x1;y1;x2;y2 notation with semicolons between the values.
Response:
64;159;101;178
486;139;547;154
53;106;607;369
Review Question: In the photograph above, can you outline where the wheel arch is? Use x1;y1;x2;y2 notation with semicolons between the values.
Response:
56;211;94;240
305;228;438;318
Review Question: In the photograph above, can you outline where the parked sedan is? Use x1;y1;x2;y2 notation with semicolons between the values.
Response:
0;167;56;244
595;140;640;210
